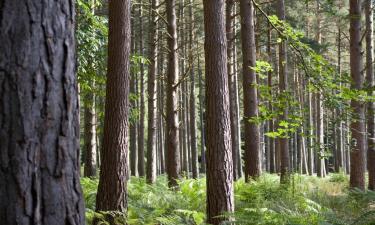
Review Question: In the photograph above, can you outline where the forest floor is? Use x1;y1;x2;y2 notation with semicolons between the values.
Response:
82;173;375;225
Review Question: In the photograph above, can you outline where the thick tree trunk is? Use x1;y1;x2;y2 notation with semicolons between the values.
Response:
277;0;290;184
0;1;85;224
240;0;261;181
349;0;366;190
203;0;234;224
146;0;159;184
96;0;131;214
138;4;146;177
366;0;375;190
166;0;181;188
84;92;98;177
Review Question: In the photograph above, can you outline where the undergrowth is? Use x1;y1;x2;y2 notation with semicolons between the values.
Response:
81;173;375;225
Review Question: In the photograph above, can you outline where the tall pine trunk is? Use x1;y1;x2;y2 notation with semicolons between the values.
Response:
146;0;159;184
349;0;366;190
0;1;85;224
240;0;261;181
96;0;131;215
203;0;234;224
166;0;181;187
277;0;290;184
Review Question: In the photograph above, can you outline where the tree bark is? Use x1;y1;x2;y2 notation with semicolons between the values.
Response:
349;0;366;190
96;0;131;214
277;0;290;184
203;0;234;224
366;0;375;190
189;0;199;179
84;92;97;177
166;0;181;188
0;1;85;224
146;0;159;184
240;0;261;181
138;4;146;177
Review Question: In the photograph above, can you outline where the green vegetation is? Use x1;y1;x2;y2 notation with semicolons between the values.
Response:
82;174;375;225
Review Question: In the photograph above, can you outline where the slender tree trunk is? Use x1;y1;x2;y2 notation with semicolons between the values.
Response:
240;0;261;181
0;1;85;223
84;92;98;177
337;27;345;173
203;1;234;224
267;21;276;174
188;0;199;179
130;9;138;177
277;0;290;184
198;56;206;174
138;4;146;177
146;0;159;184
96;0;131;215
366;0;375;190
349;0;366;190
166;0;181;187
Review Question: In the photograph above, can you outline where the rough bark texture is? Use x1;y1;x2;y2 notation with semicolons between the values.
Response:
146;0;158;184
84;92;97;177
366;0;375;190
277;0;290;184
226;0;241;181
203;0;235;224
137;4;146;177
0;0;85;224
349;0;366;190
166;0;181;188
240;0;261;181
189;0;199;179
96;0;131;212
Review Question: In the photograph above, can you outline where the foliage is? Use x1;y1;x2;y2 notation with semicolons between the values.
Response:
81;174;375;225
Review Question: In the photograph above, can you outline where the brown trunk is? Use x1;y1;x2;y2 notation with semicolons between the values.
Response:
277;0;290;184
166;0;181;187
146;0;159;184
138;4;146;177
0;1;85;224
349;0;366;190
189;0;199;179
240;0;261;181
96;0;131;214
366;0;375;190
203;0;234;224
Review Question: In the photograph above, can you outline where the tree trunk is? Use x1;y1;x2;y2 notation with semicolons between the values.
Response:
146;0;159;184
198;56;206;174
203;0;234;224
240;0;261;181
130;9;138;176
166;0;181;188
0;1;85;224
277;0;290;184
138;4;146;177
366;0;375;190
349;0;366;190
189;0;199;179
84;92;98;177
96;0;131;214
